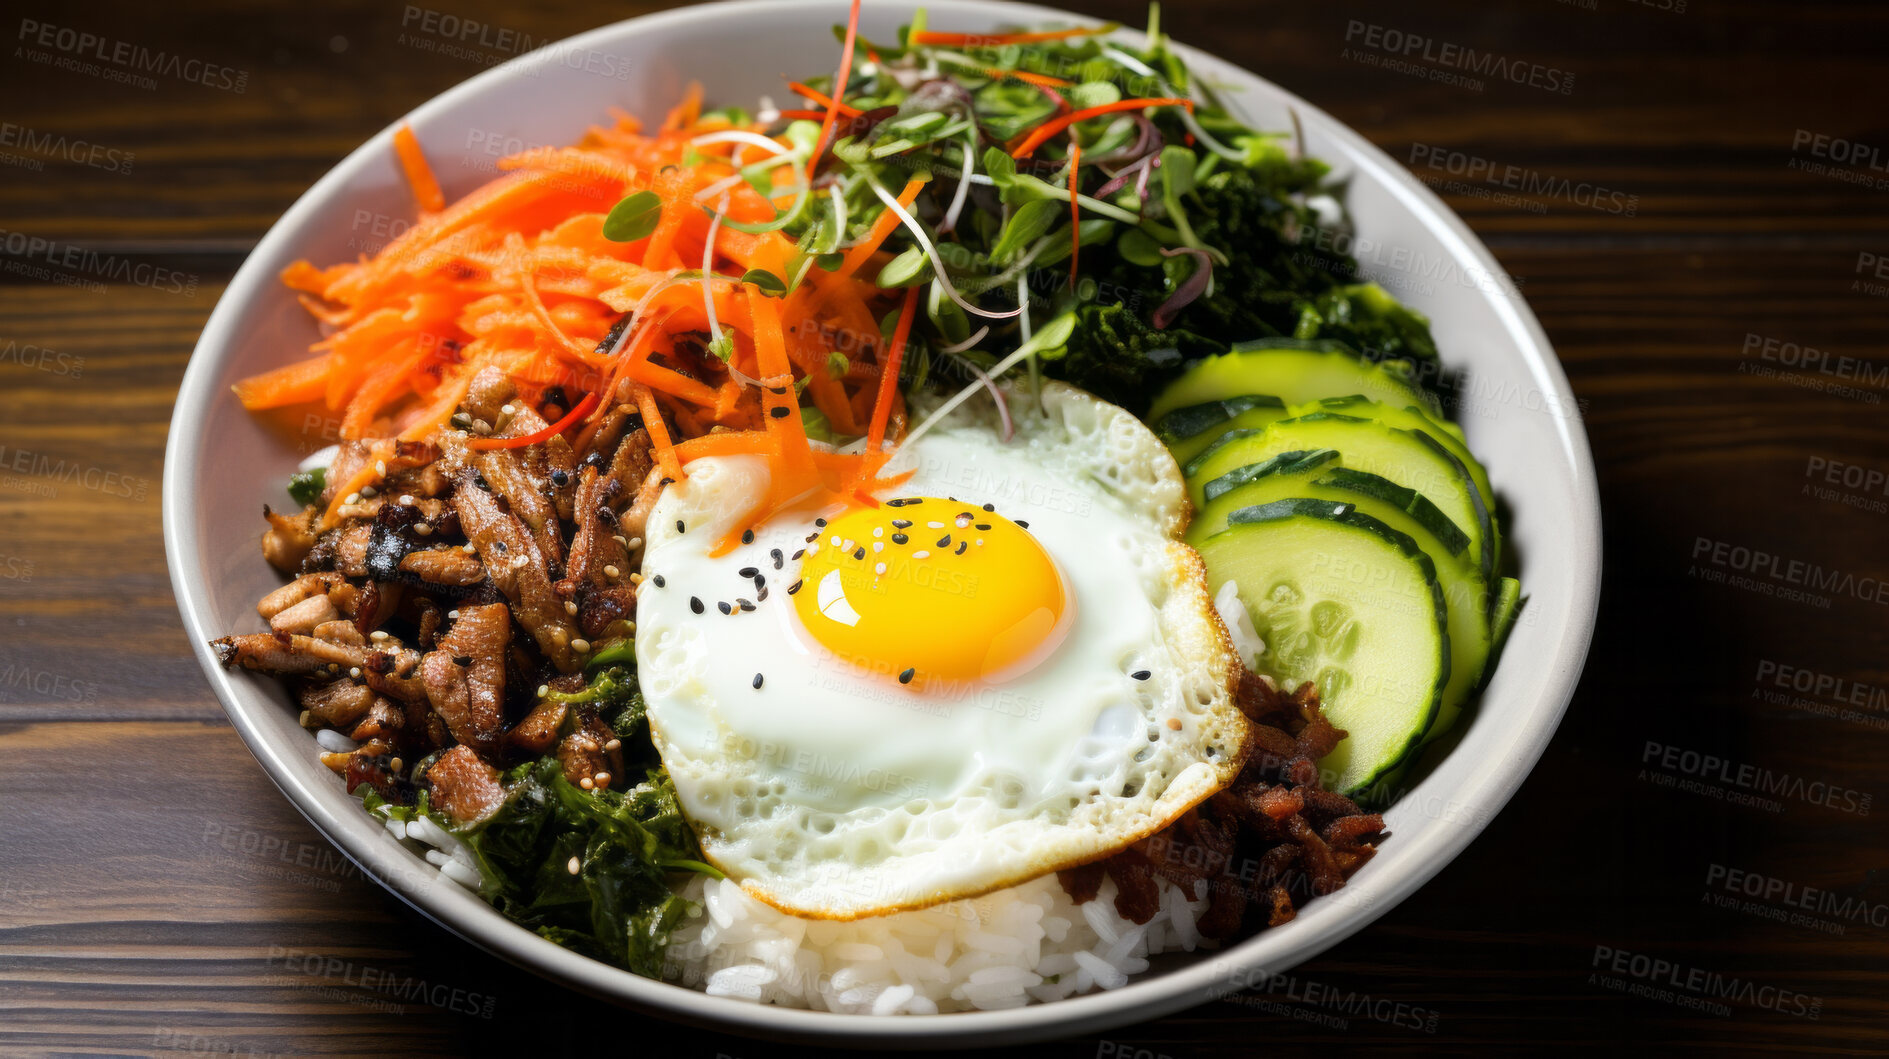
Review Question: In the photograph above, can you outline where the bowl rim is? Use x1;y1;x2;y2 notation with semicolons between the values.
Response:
162;0;1601;1045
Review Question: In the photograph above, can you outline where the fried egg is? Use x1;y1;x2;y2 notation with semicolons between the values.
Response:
634;381;1248;920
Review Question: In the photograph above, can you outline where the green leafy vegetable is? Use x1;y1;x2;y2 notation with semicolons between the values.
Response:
603;191;663;243
287;467;326;507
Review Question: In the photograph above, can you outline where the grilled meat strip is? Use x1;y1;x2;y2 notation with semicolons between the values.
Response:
418;602;511;754
452;466;583;672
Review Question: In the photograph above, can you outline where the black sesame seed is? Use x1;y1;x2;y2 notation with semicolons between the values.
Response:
752;673;764;689
891;519;912;529
815;517;827;527
738;566;759;578
717;601;732;615
768;385;787;396
982;502;995;512
690;596;704;614
660;477;675;487
771;548;783;569
652;574;666;588
676;519;686;533
550;469;570;486
898;667;915;685
788;579;803;595
975;523;992;531
791;549;804;561
453;656;473;667
805;532;819;543
853;547;866;561
936;534;951;548
1131;670;1152;681
769;406;789;419
891;533;909;545
757;586;769;602
955;541;968;555
736;598;755;612
494;540;508;553
742;529;755;545
1016;520;1029;529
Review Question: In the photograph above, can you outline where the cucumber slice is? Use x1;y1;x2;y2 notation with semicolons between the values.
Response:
1195;498;1449;794
1148;340;1442;422
1154;394;1289;467
1192;455;1492;744
1482;577;1523;691
1188;413;1496;589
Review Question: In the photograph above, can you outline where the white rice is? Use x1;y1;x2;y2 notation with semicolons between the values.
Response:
382;800;1211;1012
663;871;1213;1013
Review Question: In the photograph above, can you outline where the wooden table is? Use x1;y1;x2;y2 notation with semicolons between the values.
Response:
3;0;1885;1053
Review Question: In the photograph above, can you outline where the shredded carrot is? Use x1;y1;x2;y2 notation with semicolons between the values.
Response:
786;81;861;119
912;26;1113;46
869;287;920;453
808;0;864;186
632;382;684;483
392;125;445;213
233;352;334;410
833;177;926;281
321;455;383;530
774;108;831;121
983;67;1074;88
1009;98;1197;158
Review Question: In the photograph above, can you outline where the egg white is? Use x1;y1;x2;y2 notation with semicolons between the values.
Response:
635;382;1248;920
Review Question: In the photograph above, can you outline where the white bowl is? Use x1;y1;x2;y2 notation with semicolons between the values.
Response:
163;0;1600;1045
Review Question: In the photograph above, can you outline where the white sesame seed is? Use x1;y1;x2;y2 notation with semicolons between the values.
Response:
595;772;612;786
501;403;517;416
913;550;930;559
872;542;884;553
625;621;636;633
629;571;643;584
472;418;491;432
398;494;415;505
564;600;578;615
976;538;985;546
448;609;460;619
389;757;404;772
461;542;476;554
359;485;377;499
537;684;550;697
414;523;433;535
369;630;390;642
830;535;841;547
627;537;643;549
604;738;621;751
571;638;592;653
348;667;362;679
874;562;887;575
298;709;313;728
567;855;582;873
343;492;361;505
579;777;594;791
928;521;944;529
872;527;883;537
612;534;629;547
603;564;620;579
374;460;387;475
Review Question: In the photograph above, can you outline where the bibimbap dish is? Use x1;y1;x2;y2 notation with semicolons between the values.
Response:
204;4;1521;1015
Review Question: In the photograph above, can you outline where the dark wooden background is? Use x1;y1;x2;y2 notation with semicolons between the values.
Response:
2;0;1886;1054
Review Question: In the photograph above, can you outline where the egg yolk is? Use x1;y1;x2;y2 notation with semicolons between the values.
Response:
791;497;1069;687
